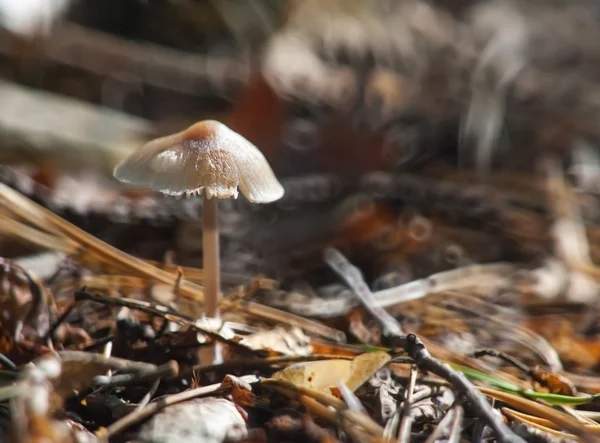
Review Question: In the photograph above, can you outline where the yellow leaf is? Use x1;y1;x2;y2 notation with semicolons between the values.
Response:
271;351;390;395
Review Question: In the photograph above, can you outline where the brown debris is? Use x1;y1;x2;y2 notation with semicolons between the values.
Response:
266;415;341;443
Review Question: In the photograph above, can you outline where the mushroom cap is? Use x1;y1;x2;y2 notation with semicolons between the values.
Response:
113;120;284;203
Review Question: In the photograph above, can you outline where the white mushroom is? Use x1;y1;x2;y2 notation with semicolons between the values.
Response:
114;120;284;360
114;119;284;203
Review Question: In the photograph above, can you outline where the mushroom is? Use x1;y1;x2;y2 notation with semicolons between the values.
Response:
113;119;284;323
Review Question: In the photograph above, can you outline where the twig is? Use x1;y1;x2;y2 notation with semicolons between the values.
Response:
447;404;464;443
475;348;576;396
424;400;459;443
0;354;17;371
337;380;367;414
0;23;248;99
75;289;194;321
473;349;532;375
397;335;524;443
397;365;418;443
373;262;516;309
451;297;563;372
471;418;490;443
324;247;403;336
45;302;76;343
57;350;156;373
94;361;179;388
75;289;264;355
138;378;161;409
323;247;526;443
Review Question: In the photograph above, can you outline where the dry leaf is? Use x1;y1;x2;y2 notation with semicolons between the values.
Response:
221;375;256;408
238;326;312;357
270;351;390;396
530;366;577;396
0;257;55;344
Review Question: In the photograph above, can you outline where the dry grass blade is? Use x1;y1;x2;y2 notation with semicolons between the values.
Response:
0;213;265;289
145;260;278;287
502;408;579;440
502;407;578;431
447;292;563;371
373;263;516;308
224;298;347;342
0;183;206;302
0;213;78;253
545;158;590;264
478;386;598;441
54;275;162;296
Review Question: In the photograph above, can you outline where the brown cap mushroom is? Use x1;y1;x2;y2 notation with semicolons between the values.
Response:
113;119;284;203
114;120;284;365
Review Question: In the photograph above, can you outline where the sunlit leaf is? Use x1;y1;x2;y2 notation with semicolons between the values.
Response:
271;351;390;396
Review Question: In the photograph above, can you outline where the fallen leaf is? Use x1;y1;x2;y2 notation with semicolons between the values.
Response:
221;374;255;408
530;366;577;396
238;326;312;357
270;351;390;396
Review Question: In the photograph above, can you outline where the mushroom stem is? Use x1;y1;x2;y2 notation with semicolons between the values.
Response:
202;194;220;319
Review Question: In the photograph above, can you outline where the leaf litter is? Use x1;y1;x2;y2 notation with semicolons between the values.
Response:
4;159;600;442
4;1;600;442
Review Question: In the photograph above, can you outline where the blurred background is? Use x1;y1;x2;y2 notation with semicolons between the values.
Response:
3;1;600;356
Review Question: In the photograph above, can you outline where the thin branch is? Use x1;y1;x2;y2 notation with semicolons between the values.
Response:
57;351;156;373
394;335;524;443
324;247;526;443
94;361;179;388
397;365;418;443
424;400;458;443
447;404;464;443
0;354;17;371
324;247;403;336
473;349;532;375
45;302;76;343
